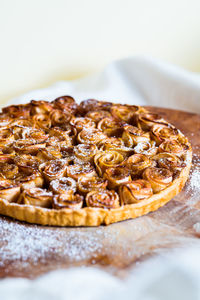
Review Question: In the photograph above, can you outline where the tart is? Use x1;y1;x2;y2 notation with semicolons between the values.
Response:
0;96;192;226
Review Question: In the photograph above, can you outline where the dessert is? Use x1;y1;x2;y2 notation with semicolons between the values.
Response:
0;96;192;226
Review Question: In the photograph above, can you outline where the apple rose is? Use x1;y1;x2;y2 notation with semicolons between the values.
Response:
70;117;96;132
0;153;15;163
50;109;71;127
97;137;125;150
143;167;173;193
52;95;77;113
78;99;112;115
37;146;62;162
49;127;72;144
77;128;107;145
158;140;189;157
151;124;179;145
0;113;13;127
10;121;33;139
18;188;53;208
16;169;44;189
86;110;112;123
66;163;97;180
73;144;98;163
26;129;49;144
53;193;83;209
50;177;77;195
119;180;153;204
136;113;167;130
110;105;144;122
0;163;18;179
125;154;153;177
14;154;40;171
133;140;158;156
59;146;74;160
32;113;51;130
122;125;150;147
86;189;120;209
10;119;33;129
40;159;68;182
97;137;133;156
13;139;46;155
94;151;124;176
30;100;53;115
77;176;108;194
0;179;20;202
103;166;131;189
0;128;14;147
152;153;185;172
97;117;123;137
2;103;31;118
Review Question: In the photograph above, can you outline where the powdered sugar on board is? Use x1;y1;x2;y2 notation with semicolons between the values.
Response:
0;213;199;279
184;145;200;208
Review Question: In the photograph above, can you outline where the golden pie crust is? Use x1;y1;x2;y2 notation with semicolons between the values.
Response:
0;97;192;226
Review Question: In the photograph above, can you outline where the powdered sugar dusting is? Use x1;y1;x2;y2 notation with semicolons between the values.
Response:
0;217;111;276
185;146;200;206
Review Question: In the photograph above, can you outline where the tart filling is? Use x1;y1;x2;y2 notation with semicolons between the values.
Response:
0;97;192;226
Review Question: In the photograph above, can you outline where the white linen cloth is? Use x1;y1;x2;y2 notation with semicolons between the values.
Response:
2;56;200;300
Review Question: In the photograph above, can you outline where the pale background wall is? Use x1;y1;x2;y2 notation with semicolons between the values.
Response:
0;0;200;105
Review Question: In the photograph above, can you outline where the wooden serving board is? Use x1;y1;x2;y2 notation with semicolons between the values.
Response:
0;107;200;279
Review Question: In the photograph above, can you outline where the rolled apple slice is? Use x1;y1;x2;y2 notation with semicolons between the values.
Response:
32;113;51;130
119;180;153;204
133;140;158;156
94;151;124;176
86;110;112;123
158;140;189;157
122;125;150;147
50;109;71;126
40;159;68;182
97;137;125;150
0;163;18;179
78;99;112;115
97;117;123;137
136;113;168;130
37;146;62;162
2;103;31;118
30;100;53;114
0;178;20;202
14;154;40;171
70;117;96;132
53;193;83;209
152;153;185;172
103;166;131;189
73;144;98;163
125;154;153;177
18;188;53;208
77;176;107;195
13;139;46;155
0;113;13;127
86;189;120;209
0;128;15;147
110;104;145;122
48;128;72;146
50;177;77;195
52;95;77;113
16;169;44;189
66;163;97;180
143;167;173;193
151;124;179;145
77;128;107;145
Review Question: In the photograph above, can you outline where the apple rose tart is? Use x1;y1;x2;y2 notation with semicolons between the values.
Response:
0;97;192;226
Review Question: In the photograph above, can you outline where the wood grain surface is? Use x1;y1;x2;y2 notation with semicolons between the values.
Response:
0;107;200;279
